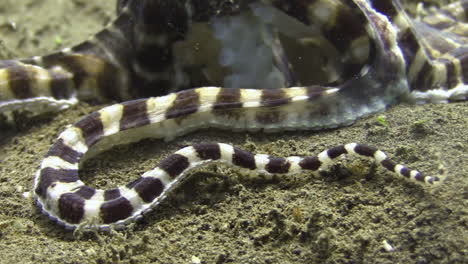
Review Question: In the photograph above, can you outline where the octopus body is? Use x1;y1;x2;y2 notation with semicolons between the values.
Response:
0;0;466;230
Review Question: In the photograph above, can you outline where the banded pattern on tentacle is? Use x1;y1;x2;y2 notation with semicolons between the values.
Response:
372;0;468;103
35;87;440;231
0;60;77;114
2;0;467;121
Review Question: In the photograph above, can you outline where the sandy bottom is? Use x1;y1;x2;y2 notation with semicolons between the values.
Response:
0;1;466;263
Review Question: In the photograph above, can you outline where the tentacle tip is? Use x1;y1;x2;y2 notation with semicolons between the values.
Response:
413;171;444;185
426;175;444;185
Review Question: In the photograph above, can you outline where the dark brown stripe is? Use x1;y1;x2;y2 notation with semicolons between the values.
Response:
354;145;377;157
100;197;134;224
193;143;221;161
306;86;325;100
261;89;290;107
232;148;256;170
72;41;97;54
133;177;165;203
7;66;32;99
411;61;433;91
165;89;200;119
429;176;439;184
120;99;150;131
126;177;144;189
157;154;190;178
324;6;367;53
265;157;291;174
372;0;399;19
75;186;96;200
132;1;188;72
104;188;121;201
42;54;87;92
452;47;468;83
381;159;396;172
299;156;321;171
59;193;85;224
48;69;74;99
35;168;79;198
94;29;128;59
46;139;83;164
399;167;411;178
213;88;242;110
399;29;421;67
74;112;104;146
413;172;425;182
327;145;347;159
94;28;133;73
42;52;125;101
439;58;458;89
96;61;124;101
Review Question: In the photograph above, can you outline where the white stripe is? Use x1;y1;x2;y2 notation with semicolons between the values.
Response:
373;150;387;163
99;104;124;136
395;164;405;175
61;47;72;53
408;49;427;83
48;181;84;201
41;156;78;170
32;56;43;64
286;156;302;173
318;150;332;167
142;168;172;185
83;199;105;222
119;186;144;209
31;65;53;97
90;190;105;202
240;89;262;108
147;93;177;123
345;143;358;155
0;68;14;100
59;127;88;153
175;146;200;163
254;154;270;172
219;143;234;163
425;176;435;184
410;170;420;181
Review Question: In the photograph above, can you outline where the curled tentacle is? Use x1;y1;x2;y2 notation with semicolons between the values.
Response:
35;86;439;231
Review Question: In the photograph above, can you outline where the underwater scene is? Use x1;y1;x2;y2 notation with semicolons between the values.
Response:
0;0;466;263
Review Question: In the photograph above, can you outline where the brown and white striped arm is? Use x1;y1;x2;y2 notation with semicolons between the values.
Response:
0;60;77;114
0;0;462;231
34;87;440;231
372;0;468;103
1;0;466;118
